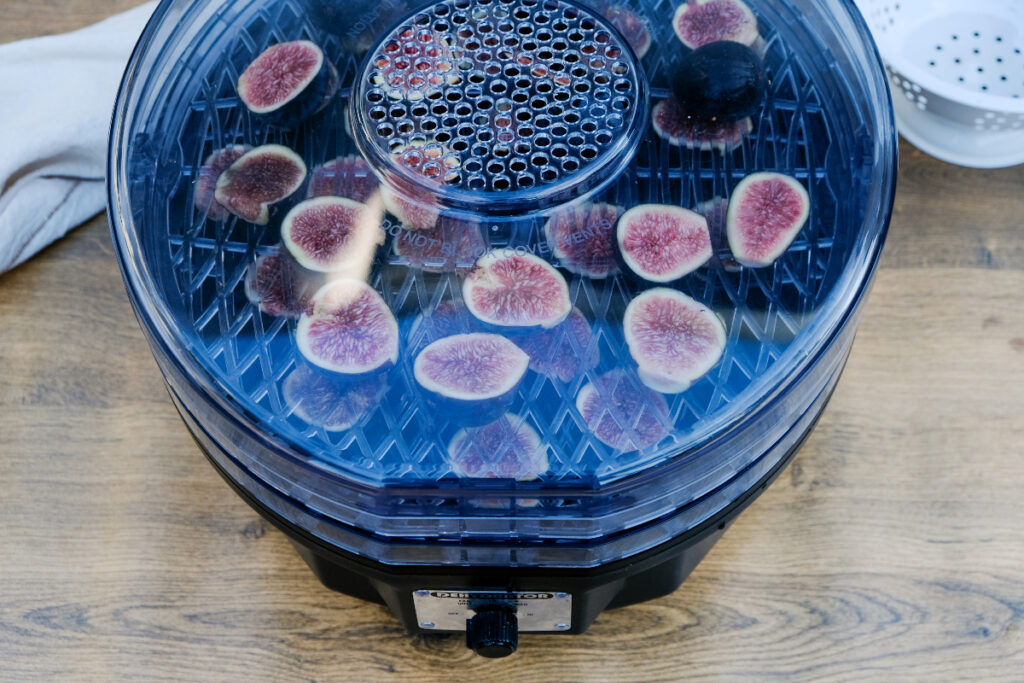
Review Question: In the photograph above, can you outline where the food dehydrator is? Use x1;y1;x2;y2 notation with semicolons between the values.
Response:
108;0;896;656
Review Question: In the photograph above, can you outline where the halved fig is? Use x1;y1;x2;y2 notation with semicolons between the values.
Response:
576;369;670;452
193;145;251;220
381;185;441;231
697;197;742;272
617;204;712;282
393;218;486;273
544;203;622;279
672;0;759;49
652;98;752;153
408;301;475;352
281;197;383;274
463;249;572;329
282;365;386;431
624;288;727;393
448;414;549;480
307;155;379;203
214;145;307;225
244;247;320;318
602;5;652;58
237;40;339;126
413;333;529;401
296;279;399;375
514;308;597;383
726;172;810;267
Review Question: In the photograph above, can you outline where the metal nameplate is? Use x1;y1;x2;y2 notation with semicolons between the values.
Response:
412;589;572;632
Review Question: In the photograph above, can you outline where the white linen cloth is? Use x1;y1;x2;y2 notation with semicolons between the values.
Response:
0;2;156;274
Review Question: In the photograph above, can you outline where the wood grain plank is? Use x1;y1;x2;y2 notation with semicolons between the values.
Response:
0;0;143;45
2;0;1024;680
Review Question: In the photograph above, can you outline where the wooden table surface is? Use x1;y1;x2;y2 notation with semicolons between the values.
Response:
2;2;1023;680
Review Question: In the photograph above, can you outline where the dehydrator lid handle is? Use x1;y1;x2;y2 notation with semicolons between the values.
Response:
466;605;518;658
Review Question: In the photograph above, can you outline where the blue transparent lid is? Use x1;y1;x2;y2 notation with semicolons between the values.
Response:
109;0;894;564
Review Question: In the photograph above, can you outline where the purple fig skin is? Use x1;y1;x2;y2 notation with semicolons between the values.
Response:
194;145;251;220
448;414;549;480
726;172;810;267
281;196;383;274
281;365;386;431
671;41;767;123
576;369;671;452
513;308;597;382
544;203;622;279
214;145;307;225
237;41;338;126
652;98;752;153
696;197;743;272
413;333;529;401
296;279;399;375
623;288;727;394
307;156;379;203
244;247;321;318
672;0;759;50
463;249;572;329
617;204;712;282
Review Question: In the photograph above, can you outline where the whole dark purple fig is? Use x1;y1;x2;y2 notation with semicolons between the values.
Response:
672;41;767;122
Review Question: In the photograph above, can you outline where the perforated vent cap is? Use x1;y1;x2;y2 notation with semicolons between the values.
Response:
352;0;646;215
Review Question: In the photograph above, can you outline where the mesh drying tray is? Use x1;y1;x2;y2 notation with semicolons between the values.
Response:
109;0;895;567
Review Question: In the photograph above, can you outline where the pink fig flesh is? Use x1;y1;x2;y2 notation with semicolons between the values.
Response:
624;288;727;393
672;0;759;49
413;333;529;401
652;98;752;152
381;185;441;231
307;156;379;203
244;248;319;318
296;279;399;374
463;249;572;329
194;145;251;220
514;308;597;382
604;6;652;58
214;145;307;224
617;204;712;282
238;41;324;113
545;203;622;279
726;172;810;267
576;369;670;452
448;414;549;480
393;218;486;273
281;197;381;273
282;365;385;431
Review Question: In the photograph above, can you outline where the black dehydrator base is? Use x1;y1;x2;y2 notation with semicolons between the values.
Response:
185;399;821;644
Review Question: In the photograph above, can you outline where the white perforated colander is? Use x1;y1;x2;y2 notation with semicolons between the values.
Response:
855;0;1024;167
